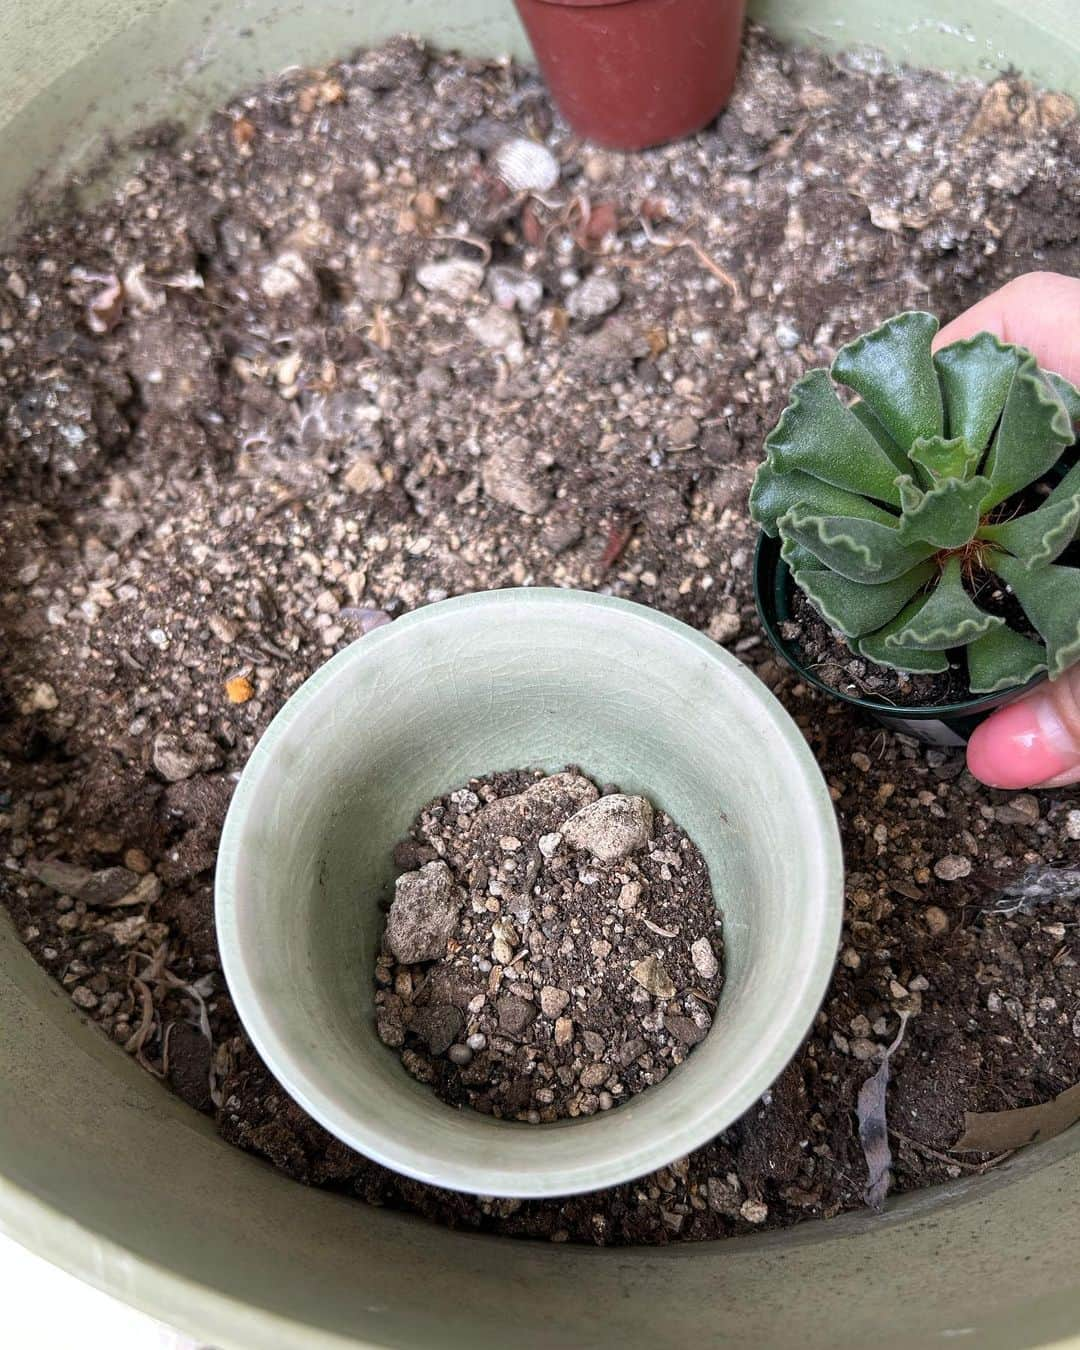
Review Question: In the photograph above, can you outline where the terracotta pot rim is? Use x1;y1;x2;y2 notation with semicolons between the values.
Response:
526;0;640;9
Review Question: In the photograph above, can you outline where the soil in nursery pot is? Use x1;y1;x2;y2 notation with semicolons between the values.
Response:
374;769;724;1121
1;29;1079;1245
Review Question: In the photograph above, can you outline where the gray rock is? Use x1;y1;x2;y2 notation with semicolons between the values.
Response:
933;854;972;881
80;867;139;907
409;1004;464;1055
562;793;654;861
497;994;538;1038
539;985;571;1018
475;771;598;837
353;258;404;303
691;937;719;980
416;257;485;301
566;273;621;321
466;305;524;359
580;1063;609;1090
385;861;464;963
707;1175;742;1216
151;731;220;783
27;859;92;895
481;436;551;515
664;1014;707;1046
489;265;544;315
993;794;1040;826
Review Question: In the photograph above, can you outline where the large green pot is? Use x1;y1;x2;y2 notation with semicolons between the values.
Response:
2;4;1079;1348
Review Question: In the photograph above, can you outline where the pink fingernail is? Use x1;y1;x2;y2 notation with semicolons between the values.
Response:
967;695;1077;789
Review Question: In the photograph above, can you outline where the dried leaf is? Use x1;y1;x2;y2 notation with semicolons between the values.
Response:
952;1082;1080;1153
856;1010;909;1211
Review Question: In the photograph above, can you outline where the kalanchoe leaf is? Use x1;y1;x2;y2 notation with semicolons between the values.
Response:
908;435;981;484
850;399;911;474
897;473;991;549
749;461;898;538
856;598;949;674
884;556;1004;651
778;506;936;583
966;626;1047;696
832;311;943;449
1046;370;1080;424
763;369;904;507
793;559;936;638
992;553;1080;679
980;354;1074;511
933;331;1020;452
978;489;1080;569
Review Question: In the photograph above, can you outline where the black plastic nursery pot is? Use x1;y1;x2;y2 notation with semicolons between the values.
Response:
753;532;1045;748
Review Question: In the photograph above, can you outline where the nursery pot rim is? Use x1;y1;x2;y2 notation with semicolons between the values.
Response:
529;0;636;7
527;0;638;8
752;532;1045;721
216;586;844;1198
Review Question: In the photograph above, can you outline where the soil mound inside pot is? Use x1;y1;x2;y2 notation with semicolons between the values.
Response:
1;29;1078;1246
375;769;724;1121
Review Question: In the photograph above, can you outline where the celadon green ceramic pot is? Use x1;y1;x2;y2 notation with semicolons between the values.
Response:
216;589;844;1197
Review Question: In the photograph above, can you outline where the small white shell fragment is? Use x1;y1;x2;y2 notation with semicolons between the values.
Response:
492;137;560;194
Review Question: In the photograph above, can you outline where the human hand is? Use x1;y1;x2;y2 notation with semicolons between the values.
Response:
933;272;1080;788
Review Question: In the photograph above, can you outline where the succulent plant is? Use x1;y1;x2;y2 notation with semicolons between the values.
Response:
750;312;1080;695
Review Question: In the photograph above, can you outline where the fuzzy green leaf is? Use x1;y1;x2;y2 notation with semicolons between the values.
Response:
850;399;911;474
980;355;1075;510
778;506;935;583
793;559;936;638
763;369;904;506
1046;458;1080;510
978;489;1080;569
1046;370;1080;424
832;312;944;449
749;461;898;537
885;556;1003;651
897;473;992;549
780;534;827;572
992;553;1080;679
856;598;949;674
933;331;1019;452
966;626;1048;695
908;435;981;484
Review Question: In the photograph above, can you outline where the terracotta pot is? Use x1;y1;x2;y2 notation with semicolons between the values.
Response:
513;0;747;149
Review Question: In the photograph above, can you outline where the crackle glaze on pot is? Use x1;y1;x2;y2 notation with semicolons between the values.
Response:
216;589;844;1197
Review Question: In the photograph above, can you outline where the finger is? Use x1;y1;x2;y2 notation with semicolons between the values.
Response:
933;271;1080;386
967;665;1080;789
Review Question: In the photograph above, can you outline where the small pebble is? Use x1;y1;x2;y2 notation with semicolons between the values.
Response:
933;854;972;881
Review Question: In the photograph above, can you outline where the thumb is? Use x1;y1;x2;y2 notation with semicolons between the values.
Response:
967;666;1080;788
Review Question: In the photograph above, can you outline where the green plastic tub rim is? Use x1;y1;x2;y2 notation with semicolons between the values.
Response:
1;3;1079;1348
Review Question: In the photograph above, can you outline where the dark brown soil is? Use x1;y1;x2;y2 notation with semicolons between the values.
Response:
785;587;975;706
375;769;724;1121
1;30;1078;1246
